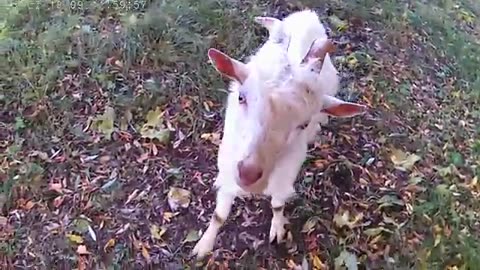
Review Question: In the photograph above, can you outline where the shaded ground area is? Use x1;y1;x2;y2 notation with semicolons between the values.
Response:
1;0;480;269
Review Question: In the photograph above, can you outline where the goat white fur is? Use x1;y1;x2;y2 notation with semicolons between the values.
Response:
191;10;366;259
255;9;340;128
191;35;305;259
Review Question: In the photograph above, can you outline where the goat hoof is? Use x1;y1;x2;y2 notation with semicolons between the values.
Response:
269;217;288;244
191;234;215;259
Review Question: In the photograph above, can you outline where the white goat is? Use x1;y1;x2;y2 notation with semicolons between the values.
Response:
255;9;340;128
191;15;366;259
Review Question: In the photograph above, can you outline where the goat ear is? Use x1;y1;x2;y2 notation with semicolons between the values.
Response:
301;38;336;65
320;95;367;117
207;48;249;83
254;16;280;32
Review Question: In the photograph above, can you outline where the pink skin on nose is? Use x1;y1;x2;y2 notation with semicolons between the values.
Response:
237;160;263;186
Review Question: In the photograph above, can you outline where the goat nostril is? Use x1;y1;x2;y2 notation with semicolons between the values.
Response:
256;169;263;180
238;161;263;185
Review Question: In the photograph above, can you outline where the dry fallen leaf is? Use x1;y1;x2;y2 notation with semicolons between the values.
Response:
377;194;405;210
467;176;478;189
311;253;327;270
390;149;421;171
49;183;63;194
167;187;191;211
150;224;167;240
302;216;320;234
88;225;97;242
363;227;393;237
183;229;200;243
78;255;86;270
140;107;170;143
163;212;175;223
200;132;221;145
144;107;164;127
0;216;7;226
92;106;115;139
313;159;329;169
66;233;84;244
329;14;348;32
333;210;364;229
140;127;170;143
77;245;89;255
119;109;132;131
142;245;150;261
104;238;115;251
334;250;358;270
24;200;35;210
53;196;65;208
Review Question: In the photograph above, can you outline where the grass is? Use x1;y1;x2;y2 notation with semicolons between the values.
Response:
342;0;480;100
1;0;479;269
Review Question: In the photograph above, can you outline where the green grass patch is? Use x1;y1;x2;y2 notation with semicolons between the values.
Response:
413;181;480;269
351;0;480;100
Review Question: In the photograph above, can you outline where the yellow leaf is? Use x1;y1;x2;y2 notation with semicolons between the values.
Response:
329;15;348;32
141;245;150;261
363;227;384;237
140;107;170;142
346;54;358;68
140;127;170;142
167;187;191;211
104;238;115;251
311;253;326;269
434;234;441;247
200;132;221;145
302;216;320;233
163;212;175;223
120;109;132;131
369;234;383;245
144;107;164;128
390;149;421;171
93;106;115;139
333;210;363;229
468;176;478;189
66;233;84;244
150;224;167;240
457;9;476;23
433;224;442;233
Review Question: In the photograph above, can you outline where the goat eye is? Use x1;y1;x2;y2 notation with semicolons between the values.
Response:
238;92;246;104
298;122;309;130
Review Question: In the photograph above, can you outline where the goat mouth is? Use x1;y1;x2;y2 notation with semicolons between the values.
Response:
238;175;262;187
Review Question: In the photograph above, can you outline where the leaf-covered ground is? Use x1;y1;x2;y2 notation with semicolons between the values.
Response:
1;0;480;269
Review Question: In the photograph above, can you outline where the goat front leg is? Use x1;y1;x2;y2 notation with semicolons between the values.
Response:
192;188;235;259
269;196;289;243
